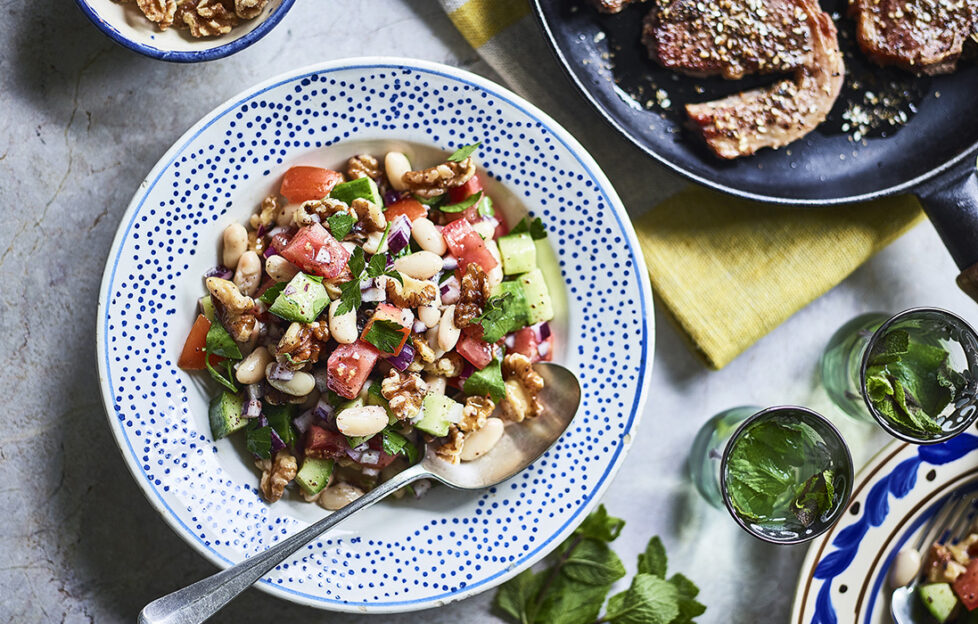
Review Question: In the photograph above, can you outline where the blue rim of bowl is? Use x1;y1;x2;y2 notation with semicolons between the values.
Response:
73;0;296;62
95;57;655;612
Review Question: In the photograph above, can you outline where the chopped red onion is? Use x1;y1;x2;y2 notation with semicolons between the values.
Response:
362;467;381;478
441;255;459;272
360;277;375;290
263;246;278;258
412;319;427;334
387;215;412;254
360;450;382;466
504;335;516;350
383;190;404;206
458;360;475;381
267;363;294;382
440;276;460;304
247;383;264;401
269;428;286;453
314;247;332;264
385;254;395;271
361;287;385;303
293;409;316;434
256;224;267;238
535;322;552;341
204;265;233;280
267;226;289;239
388;342;415;371
538;340;551;358
243;399;262;419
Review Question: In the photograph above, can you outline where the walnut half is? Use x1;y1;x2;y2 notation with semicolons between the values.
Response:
205;277;257;343
499;353;544;423
455;263;491;329
381;369;427;421
401;158;476;199
256;451;297;503
436;426;464;465
459;396;495;433
385;274;437;308
275;321;330;369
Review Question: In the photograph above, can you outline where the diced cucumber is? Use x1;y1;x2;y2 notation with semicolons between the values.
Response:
268;273;329;323
330;176;383;206
497;232;537;275
295;457;334;495
199;295;216;322
366;380;397;425
919;583;959;623
491;281;530;334
518;268;554;325
463;356;506;402
415;393;463;437
208;391;246;440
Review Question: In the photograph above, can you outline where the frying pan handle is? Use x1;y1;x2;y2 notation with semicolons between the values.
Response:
917;157;978;302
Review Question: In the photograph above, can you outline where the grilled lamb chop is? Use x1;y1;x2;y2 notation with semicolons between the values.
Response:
642;0;815;79
589;0;645;14
849;0;978;75
684;0;845;158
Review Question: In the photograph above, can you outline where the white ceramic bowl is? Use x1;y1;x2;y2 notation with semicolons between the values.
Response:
97;57;654;612
76;0;294;62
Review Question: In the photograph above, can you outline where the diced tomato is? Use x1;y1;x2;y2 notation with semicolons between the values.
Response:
372;303;412;328
493;213;509;240
448;175;483;203
512;327;555;363
359;436;398;469
280;166;344;203
305;425;349;460
279;223;351;279
456;327;493;370
268;230;294;253
384;198;428;223
955;560;978;610
442;218;498;272
360;318;411;357
177;314;222;370
327;341;380;399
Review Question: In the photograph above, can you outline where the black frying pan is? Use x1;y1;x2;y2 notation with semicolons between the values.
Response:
532;0;978;299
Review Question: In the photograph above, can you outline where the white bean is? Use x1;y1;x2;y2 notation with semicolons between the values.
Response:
363;230;389;255
888;549;921;588
393;251;443;280
425;326;446;360
340;241;358;255
318;482;365;511
328;300;358;344
438;305;460;351
461;418;505;461
418;304;441;328
222;223;248;269
385;151;412;192
276;203;299;227
234;251;262;297
265;365;316;396
471;219;496;240
484;239;503;291
336;405;388;437
235;346;273;385
265;255;299;282
424;374;447;396
411;218;447;255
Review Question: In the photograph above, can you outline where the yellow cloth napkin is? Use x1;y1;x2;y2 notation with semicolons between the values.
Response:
440;0;925;369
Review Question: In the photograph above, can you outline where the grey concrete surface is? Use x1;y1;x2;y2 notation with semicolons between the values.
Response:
1;1;975;622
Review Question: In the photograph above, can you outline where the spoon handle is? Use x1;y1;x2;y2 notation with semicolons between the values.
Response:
138;463;429;624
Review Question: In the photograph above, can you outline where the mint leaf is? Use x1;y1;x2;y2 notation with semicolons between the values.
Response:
669;573;707;624
535;576;611;624
381;427;409;457
414;193;445;207
494;568;544;624
205;318;241;359
791;470;835;528
447;141;481;162
474;293;513;343
440;191;482;214
604;574;680;624
363;319;408;354
509;216;547;240
575;504;625;543
562;539;626;586
204;356;238;392
637;536;668;578
259;282;287;304
264;404;297;448
246;424;272;459
327;212;356;240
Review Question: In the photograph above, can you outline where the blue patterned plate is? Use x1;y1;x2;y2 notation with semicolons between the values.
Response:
791;434;978;624
96;58;654;612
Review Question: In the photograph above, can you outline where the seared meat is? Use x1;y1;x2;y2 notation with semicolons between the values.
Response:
589;0;645;13
684;0;845;158
642;0;814;79
850;0;978;75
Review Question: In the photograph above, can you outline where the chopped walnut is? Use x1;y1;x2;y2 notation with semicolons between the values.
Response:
346;154;382;180
499;353;545;422
459;396;495;433
402;158;477;199
455;263;491;328
234;0;267;18
205;277;257;342
275;321;330;369
256;451;297;503
293;197;353;228
181;0;238;37
249;195;281;230
436;426;465;464
351;198;386;233
385;274;437;308
425;352;464;378
412;335;436;363
381;369;427;421
246;228;266;255
136;0;176;28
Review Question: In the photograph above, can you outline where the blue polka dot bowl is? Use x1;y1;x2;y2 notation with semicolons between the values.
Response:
96;58;654;612
75;0;294;62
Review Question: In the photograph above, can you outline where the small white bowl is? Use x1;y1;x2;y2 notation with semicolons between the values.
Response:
75;0;295;62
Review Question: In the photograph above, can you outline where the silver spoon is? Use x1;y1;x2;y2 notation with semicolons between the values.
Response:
139;362;581;624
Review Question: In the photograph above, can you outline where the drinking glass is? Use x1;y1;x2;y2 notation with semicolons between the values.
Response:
689;405;853;544
821;307;978;444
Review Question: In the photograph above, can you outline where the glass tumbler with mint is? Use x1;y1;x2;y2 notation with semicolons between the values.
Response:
821;308;978;443
689;406;853;544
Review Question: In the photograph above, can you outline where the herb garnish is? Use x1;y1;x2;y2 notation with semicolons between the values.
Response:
335;247;404;315
203;318;242;391
447;141;481;162
363;319;410;354
791;470;835;528
478;195;495;218
510;216;547;240
440;191;483;214
327;212;357;240
246;424;271;459
259;282;287;304
494;505;705;624
462;354;506;402
473;293;513;343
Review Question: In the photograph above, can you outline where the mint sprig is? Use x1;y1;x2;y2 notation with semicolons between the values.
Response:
493;505;705;624
447;141;481;162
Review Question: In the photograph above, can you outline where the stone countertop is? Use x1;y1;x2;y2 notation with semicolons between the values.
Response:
1;1;975;622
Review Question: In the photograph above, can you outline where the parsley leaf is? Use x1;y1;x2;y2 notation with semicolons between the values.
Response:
509;216;547;240
365;252;390;278
447;141;481;162
363;319;409;354
334;279;362;316
474;293;513;343
327;212;357;240
259;282;287;304
463;355;506;402
347;246;366;277
440;191;482;214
